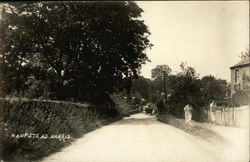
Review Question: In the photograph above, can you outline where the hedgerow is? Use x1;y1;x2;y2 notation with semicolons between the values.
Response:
0;98;121;161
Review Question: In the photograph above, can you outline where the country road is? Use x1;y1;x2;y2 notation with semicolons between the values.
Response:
42;113;248;162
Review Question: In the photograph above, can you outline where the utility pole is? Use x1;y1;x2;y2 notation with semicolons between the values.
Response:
163;71;167;100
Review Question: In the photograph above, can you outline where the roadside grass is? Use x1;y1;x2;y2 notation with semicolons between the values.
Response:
157;114;230;145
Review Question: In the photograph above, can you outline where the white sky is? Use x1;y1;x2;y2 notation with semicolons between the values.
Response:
136;1;249;82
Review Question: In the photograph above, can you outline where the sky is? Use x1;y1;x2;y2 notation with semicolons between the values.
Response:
136;1;249;82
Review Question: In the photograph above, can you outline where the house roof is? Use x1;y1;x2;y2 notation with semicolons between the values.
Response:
230;58;250;69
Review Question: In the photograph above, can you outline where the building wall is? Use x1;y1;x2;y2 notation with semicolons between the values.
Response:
231;66;250;95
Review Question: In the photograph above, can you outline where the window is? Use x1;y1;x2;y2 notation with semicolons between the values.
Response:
235;69;239;83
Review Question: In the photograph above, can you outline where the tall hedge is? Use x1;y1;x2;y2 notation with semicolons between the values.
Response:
0;98;121;161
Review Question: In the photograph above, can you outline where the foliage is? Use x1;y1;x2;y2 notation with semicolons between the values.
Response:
200;75;229;102
231;90;250;106
1;98;120;161
0;2;152;102
167;65;203;118
169;64;228;119
178;61;199;79
131;76;151;100
242;72;250;90
149;64;172;99
151;64;172;80
132;63;229;120
239;46;250;60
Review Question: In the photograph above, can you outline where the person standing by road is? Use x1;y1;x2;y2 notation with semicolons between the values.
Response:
184;104;193;125
150;102;158;115
156;92;167;114
147;90;160;115
209;100;217;125
139;98;146;112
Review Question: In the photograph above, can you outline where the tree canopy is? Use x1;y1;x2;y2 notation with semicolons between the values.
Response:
131;62;229;120
151;64;172;80
239;46;249;60
201;75;229;101
0;2;152;102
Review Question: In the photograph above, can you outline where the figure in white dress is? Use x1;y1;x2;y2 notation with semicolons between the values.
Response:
209;100;217;125
184;104;193;124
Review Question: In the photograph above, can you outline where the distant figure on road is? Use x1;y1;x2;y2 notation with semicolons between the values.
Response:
147;90;160;115
166;93;172;113
150;103;158;115
156;92;167;114
184;104;193;124
139;98;146;112
209;100;217;125
141;103;152;114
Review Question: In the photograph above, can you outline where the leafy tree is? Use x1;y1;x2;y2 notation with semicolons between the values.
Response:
242;72;250;89
150;64;172;97
0;2;152;102
201;75;228;102
131;76;151;100
151;64;172;80
178;61;199;79
149;62;230;120
167;64;203;118
239;46;249;60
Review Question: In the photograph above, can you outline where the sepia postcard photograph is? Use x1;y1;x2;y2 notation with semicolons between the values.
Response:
0;1;249;162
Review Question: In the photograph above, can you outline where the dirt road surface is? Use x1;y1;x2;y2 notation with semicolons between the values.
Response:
42;113;249;162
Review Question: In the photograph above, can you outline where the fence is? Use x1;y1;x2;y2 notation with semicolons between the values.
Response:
206;105;249;128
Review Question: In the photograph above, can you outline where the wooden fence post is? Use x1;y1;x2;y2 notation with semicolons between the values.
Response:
233;106;235;126
221;107;223;125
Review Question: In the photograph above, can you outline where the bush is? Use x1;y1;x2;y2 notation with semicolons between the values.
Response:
0;98;121;161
